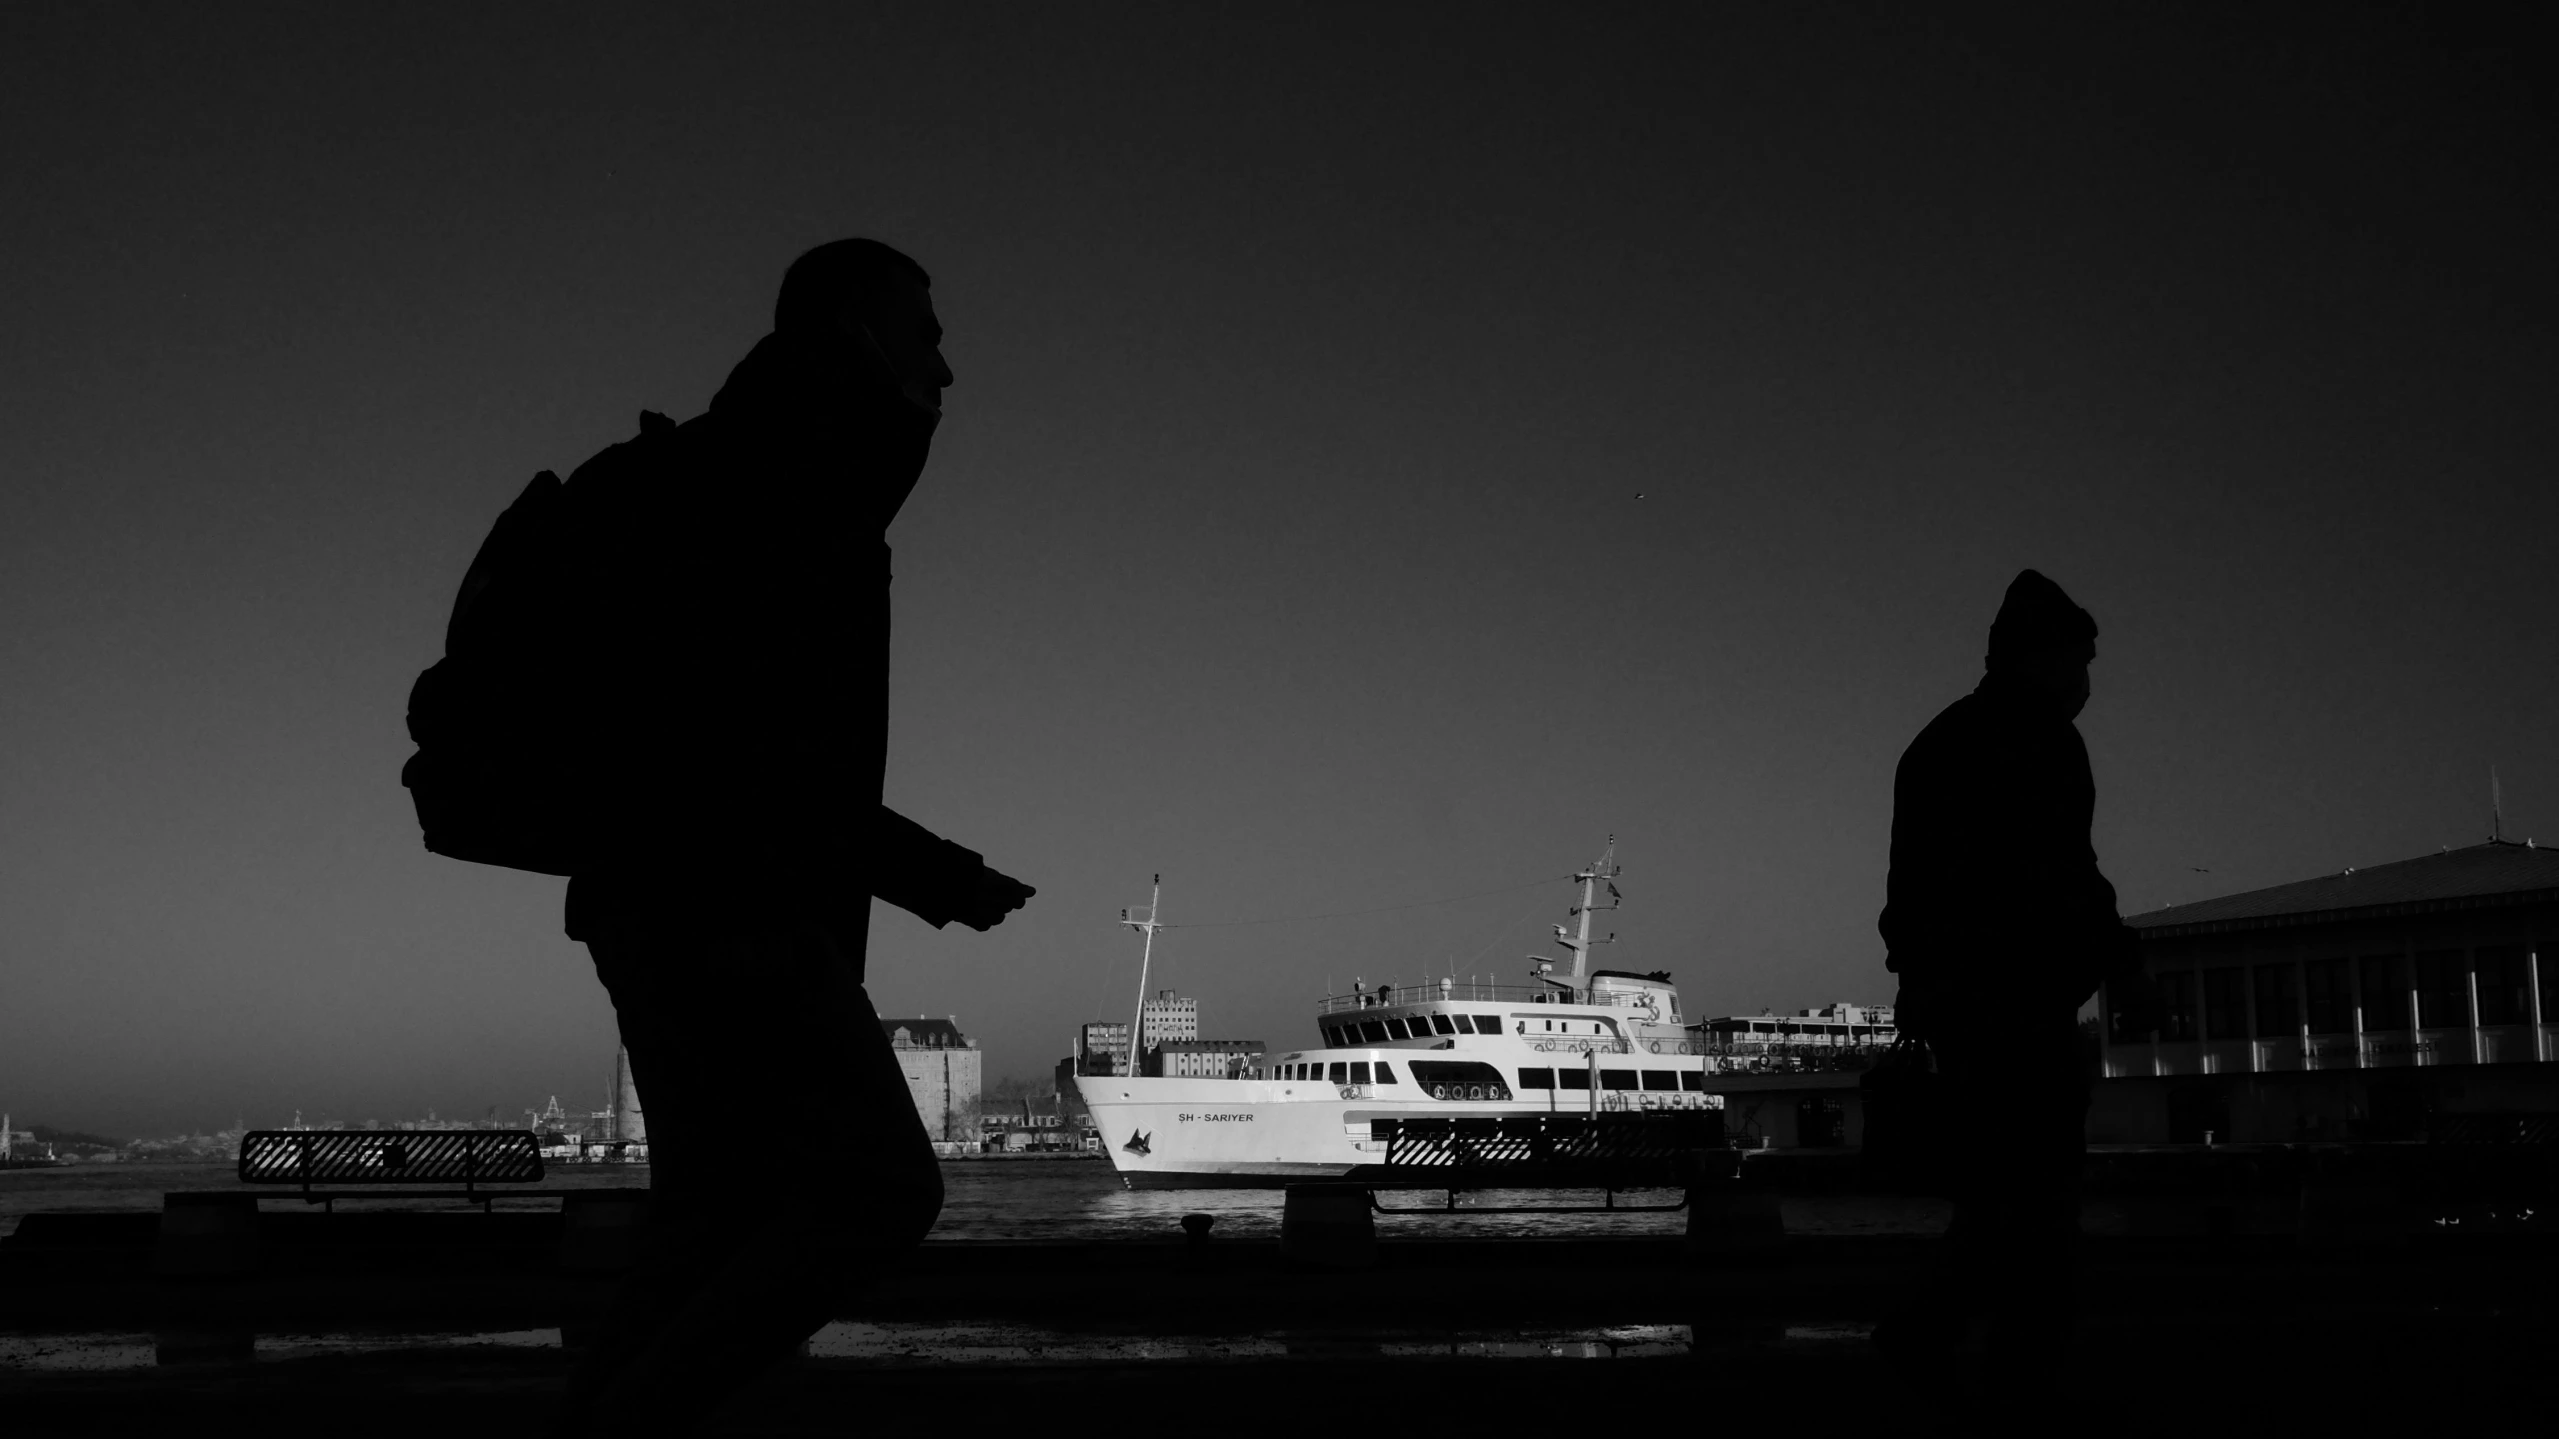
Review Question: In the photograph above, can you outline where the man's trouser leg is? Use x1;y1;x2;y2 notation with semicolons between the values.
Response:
1938;1034;2088;1358
560;922;942;1434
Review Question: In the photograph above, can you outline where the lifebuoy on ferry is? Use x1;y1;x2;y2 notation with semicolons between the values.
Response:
1431;1084;1448;1099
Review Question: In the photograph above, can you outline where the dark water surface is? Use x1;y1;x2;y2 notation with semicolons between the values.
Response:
0;1157;1951;1241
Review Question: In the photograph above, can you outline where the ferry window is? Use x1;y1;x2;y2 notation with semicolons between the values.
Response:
1641;1070;1677;1091
1680;1072;1705;1091
1384;1018;1411;1040
2358;956;2409;1030
1350;1063;1372;1084
2202;967;2247;1040
2474;947;2528;1026
2304;959;2351;1035
1430;1014;1456;1035
1517;1068;1555;1089
1373;1062;1397;1084
1458;1015;1487;1033
1544;1020;1553;1032
1358;1021;1389;1044
1600;1070;1635;1091
2252;965;2298;1038
1558;1068;1590;1090
2415;951;2468;1028
2158;971;2198;1041
1328;1063;1347;1084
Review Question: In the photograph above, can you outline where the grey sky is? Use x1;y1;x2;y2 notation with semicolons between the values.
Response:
4;6;2551;1137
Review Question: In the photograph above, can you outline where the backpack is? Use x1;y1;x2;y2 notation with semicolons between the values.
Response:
400;411;675;874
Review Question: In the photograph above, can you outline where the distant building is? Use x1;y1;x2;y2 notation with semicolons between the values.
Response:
1698;1002;1896;1049
611;1044;645;1145
1139;989;1198;1048
1078;1021;1131;1077
1154;1038;1267;1079
883;1016;982;1142
2096;840;2559;1144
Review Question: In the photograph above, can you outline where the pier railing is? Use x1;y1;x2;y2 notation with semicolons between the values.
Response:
1374;1111;1723;1187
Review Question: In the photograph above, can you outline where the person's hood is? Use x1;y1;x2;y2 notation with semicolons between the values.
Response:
708;328;941;532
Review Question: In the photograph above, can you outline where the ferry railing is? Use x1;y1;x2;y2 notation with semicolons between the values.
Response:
1318;983;1664;1014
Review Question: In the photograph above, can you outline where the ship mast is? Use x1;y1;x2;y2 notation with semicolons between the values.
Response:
1531;838;1620;999
1121;876;1163;1078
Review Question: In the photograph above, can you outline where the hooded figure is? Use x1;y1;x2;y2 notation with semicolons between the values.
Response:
550;240;1033;1434
1878;568;2127;1026
1872;568;2133;1372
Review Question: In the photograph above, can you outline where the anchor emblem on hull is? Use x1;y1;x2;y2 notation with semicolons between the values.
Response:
1123;1129;1152;1157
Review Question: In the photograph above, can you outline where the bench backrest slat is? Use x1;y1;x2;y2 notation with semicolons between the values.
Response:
237;1130;545;1185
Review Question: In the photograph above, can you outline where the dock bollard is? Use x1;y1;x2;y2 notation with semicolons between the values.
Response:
1683;1151;1783;1260
1281;1183;1376;1270
154;1193;260;1279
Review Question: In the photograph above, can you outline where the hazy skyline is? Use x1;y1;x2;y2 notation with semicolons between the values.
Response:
5;7;2553;1137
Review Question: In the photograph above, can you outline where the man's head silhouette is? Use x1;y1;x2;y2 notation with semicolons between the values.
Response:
775;238;952;416
1984;568;2098;720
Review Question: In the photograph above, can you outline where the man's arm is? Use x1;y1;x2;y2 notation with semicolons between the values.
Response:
873;805;1035;931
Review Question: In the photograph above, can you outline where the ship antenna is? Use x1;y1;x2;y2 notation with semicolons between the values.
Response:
1530;837;1621;1000
1122;875;1163;1078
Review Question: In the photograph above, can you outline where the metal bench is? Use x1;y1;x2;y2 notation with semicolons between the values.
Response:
236;1130;557;1210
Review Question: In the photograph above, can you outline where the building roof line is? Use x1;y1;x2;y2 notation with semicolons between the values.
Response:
2134;886;2559;940
2128;840;2559;939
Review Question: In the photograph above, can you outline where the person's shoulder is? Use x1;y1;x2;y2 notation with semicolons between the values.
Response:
1905;690;1989;752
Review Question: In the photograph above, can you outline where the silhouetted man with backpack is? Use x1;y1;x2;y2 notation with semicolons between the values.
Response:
1872;569;2141;1380
404;238;1032;1434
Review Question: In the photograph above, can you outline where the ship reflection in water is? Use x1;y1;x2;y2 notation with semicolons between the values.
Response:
0;1319;1847;1371
932;1161;1954;1241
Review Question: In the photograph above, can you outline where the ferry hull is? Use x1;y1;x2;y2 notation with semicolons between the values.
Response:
1078;1075;1717;1189
1079;1076;1403;1189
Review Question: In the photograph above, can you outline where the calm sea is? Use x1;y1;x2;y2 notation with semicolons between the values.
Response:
0;1157;1952;1242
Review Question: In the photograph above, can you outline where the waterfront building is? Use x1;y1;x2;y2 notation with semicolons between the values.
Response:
883;1016;983;1142
1078;1021;1131;1077
2094;839;2559;1144
1697;1002;1897;1051
1154;1038;1267;1078
1139;989;1198;1048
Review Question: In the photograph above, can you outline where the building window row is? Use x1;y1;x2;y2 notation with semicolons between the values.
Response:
2120;942;2554;1043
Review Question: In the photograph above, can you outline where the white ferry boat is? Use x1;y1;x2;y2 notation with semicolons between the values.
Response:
1079;844;1754;1189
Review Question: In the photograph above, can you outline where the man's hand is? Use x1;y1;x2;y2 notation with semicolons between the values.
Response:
956;866;1035;932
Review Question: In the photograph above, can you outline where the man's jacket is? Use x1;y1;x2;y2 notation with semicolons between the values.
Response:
1878;684;2127;1026
559;328;980;942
